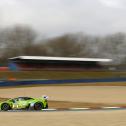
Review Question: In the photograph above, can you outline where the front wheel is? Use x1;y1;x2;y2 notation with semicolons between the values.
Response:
1;103;11;111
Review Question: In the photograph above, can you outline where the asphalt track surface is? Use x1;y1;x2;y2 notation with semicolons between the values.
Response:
0;79;126;112
0;106;126;112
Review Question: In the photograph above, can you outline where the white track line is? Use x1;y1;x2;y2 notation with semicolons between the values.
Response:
2;106;126;112
42;109;57;111
102;107;121;109
69;108;90;110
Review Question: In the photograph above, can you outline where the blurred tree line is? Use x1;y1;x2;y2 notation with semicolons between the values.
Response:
0;25;126;65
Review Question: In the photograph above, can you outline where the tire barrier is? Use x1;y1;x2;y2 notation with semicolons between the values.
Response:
0;77;126;87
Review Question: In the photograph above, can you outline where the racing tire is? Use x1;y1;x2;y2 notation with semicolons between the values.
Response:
34;102;43;110
1;103;11;111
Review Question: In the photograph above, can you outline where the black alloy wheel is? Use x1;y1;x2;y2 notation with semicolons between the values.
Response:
1;103;11;111
34;102;43;110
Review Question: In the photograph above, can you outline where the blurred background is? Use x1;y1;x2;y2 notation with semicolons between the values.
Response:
0;0;126;79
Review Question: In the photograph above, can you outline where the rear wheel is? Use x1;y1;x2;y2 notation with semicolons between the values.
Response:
1;103;11;111
34;102;43;110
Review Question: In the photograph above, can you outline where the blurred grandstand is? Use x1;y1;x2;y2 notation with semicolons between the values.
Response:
8;56;112;71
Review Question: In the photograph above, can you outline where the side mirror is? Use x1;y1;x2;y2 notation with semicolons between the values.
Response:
43;95;48;100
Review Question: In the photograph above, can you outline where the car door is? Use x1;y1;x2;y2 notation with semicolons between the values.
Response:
11;98;19;109
17;99;27;109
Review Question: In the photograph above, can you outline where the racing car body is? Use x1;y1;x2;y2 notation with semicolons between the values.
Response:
0;96;48;111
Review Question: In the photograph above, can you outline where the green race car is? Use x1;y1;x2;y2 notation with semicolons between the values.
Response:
0;96;48;111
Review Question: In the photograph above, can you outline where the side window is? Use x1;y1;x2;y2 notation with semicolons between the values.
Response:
24;97;33;100
10;99;16;103
18;98;22;101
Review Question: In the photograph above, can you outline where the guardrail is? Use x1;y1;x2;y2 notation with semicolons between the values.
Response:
0;78;126;87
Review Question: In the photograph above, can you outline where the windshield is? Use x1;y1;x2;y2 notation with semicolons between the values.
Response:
10;97;33;102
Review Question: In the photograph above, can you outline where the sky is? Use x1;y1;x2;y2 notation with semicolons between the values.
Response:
0;0;126;37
